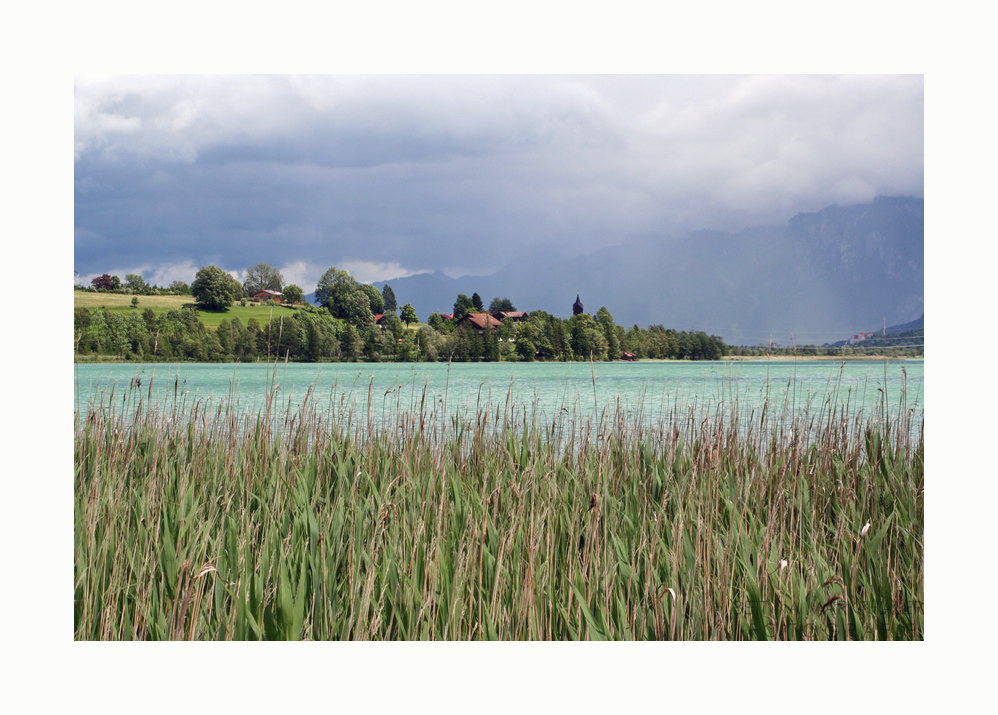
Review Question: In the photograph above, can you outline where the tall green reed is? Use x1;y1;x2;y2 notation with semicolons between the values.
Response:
74;365;922;640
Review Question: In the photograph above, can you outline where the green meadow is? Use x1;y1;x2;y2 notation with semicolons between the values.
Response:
74;291;300;328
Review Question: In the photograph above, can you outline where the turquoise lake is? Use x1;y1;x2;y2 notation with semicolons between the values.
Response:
74;359;923;439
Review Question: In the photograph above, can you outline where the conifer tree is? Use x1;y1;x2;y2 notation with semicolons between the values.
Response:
382;285;398;314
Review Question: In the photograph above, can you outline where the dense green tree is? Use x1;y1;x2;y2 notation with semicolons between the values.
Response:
482;321;499;362
417;327;441;361
231;317;257;360
362;324;394;362
217;319;234;355
74;307;92;335
142;308;156;332
488;297;516;312
515;337;536;361
449;323;483;362
453;294;474;321
428;312;453;332
382;285;397;314
191;265;237;311
361;284;385;315
243;262;284;295
228;274;245;301
471;292;484;311
342;290;375;326
570;313;608;361
315;267;356;308
397;331;418;362
596;306;621;359
400;303;418;327
169;280;191;295
125;274;148;294
380;311;404;338
282;284;304;305
315;267;373;326
340;323;362;361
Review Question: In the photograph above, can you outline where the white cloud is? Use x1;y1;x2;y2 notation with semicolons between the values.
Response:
75;260;201;288
338;260;429;284
276;261;322;292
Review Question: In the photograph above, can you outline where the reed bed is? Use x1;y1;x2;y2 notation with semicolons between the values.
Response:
74;367;923;640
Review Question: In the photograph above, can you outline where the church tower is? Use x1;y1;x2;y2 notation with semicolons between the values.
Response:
573;294;584;316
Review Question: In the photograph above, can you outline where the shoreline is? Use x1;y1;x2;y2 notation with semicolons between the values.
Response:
717;354;921;362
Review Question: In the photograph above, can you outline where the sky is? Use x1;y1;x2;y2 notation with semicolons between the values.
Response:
74;74;923;291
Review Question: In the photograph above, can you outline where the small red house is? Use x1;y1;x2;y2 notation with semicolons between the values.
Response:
621;351;636;362
251;289;283;302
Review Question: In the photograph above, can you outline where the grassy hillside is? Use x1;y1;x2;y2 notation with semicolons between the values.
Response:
74;291;299;328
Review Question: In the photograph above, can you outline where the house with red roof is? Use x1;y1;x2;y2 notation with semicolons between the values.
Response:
456;313;503;334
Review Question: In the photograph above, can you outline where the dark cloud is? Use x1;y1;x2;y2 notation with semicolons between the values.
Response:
74;75;923;290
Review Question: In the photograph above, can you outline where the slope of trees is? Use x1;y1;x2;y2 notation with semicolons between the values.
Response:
76;263;731;363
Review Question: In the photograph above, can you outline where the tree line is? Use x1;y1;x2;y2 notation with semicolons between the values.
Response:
74;303;729;363
81;262;307;306
75;262;728;362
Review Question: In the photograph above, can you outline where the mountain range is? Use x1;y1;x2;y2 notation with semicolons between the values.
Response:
313;196;922;347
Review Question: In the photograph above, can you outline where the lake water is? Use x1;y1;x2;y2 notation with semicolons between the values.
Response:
74;359;923;442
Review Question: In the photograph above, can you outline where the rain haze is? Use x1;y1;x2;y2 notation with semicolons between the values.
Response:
74;74;923;342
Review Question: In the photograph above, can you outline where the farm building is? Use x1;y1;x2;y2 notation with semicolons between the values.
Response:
251;289;283;302
456;313;503;334
491;310;529;322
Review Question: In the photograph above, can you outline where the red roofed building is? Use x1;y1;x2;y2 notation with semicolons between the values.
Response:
456;313;502;333
251;289;283;302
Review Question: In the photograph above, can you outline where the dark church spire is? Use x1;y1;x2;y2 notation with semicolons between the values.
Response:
573;294;584;316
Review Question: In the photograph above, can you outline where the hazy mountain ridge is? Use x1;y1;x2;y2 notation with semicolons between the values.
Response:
365;196;922;346
881;314;924;335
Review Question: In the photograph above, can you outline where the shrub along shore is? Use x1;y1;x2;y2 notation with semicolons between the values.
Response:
74;367;923;640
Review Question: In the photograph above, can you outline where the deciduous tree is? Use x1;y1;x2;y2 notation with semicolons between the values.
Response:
191;265;237;311
453;294;474;321
125;274;148;294
488;297;516;312
315;267;359;314
282;284;304;305
243;262;284;295
91;274;114;291
361;284;384;315
400;303;418;327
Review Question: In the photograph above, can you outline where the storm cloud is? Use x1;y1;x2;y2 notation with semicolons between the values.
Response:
74;74;923;290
